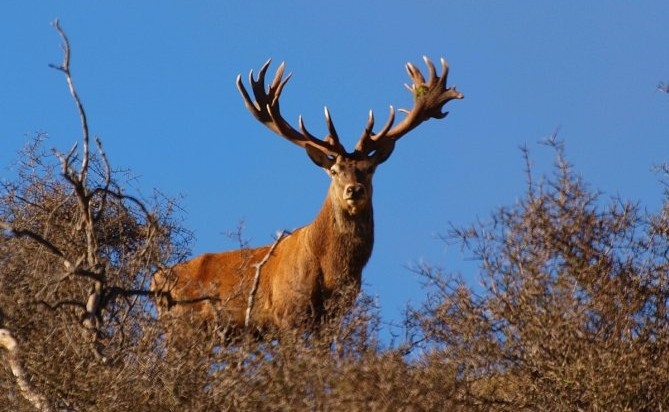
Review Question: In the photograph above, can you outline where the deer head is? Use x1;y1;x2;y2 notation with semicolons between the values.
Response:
236;57;463;217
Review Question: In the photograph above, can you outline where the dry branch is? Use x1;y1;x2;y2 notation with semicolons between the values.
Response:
0;329;53;412
245;230;289;329
0;221;66;260
50;19;91;183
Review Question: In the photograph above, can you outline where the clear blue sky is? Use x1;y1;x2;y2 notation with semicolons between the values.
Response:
2;2;668;334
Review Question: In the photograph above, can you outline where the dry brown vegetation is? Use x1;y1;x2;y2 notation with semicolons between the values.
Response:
1;24;668;411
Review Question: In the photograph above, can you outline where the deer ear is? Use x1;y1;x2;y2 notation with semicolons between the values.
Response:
305;145;336;169
370;138;396;165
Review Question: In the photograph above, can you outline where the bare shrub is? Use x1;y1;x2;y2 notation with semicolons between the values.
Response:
410;138;669;411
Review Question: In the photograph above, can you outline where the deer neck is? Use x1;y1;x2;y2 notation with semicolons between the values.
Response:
307;187;374;286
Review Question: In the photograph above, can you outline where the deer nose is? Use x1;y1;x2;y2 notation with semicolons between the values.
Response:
345;184;365;200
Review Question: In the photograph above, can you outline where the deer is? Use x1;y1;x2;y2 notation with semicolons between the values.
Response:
151;56;462;336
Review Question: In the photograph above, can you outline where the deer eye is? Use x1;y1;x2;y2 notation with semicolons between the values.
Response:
329;168;337;176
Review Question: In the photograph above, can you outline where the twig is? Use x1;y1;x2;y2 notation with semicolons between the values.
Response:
36;299;87;312
658;81;669;94
0;221;67;260
244;230;289;329
50;19;90;184
89;187;153;218
93;136;112;222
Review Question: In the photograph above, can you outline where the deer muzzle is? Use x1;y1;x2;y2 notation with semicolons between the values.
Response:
344;184;366;201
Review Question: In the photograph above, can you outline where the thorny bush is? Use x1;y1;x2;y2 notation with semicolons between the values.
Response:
410;139;669;411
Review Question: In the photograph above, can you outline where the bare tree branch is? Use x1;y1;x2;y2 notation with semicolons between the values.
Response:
50;19;90;184
36;299;87;312
245;230;289;329
0;221;66;260
0;329;53;412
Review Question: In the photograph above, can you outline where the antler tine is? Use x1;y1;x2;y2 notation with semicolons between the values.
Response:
269;62;292;106
424;56;437;84
237;73;258;113
237;60;346;158
405;61;425;86
355;106;396;153
376;105;396;136
437;57;449;89
250;59;273;109
298;115;319;141
323;107;345;152
256;58;272;86
270;60;285;88
362;110;376;140
354;109;376;153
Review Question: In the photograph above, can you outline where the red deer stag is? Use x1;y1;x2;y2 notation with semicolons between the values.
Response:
152;56;462;334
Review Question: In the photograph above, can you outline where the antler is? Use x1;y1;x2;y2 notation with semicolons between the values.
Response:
236;59;346;158
355;56;463;154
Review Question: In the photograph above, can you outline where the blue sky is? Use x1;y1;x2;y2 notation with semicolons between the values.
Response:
2;2;669;334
